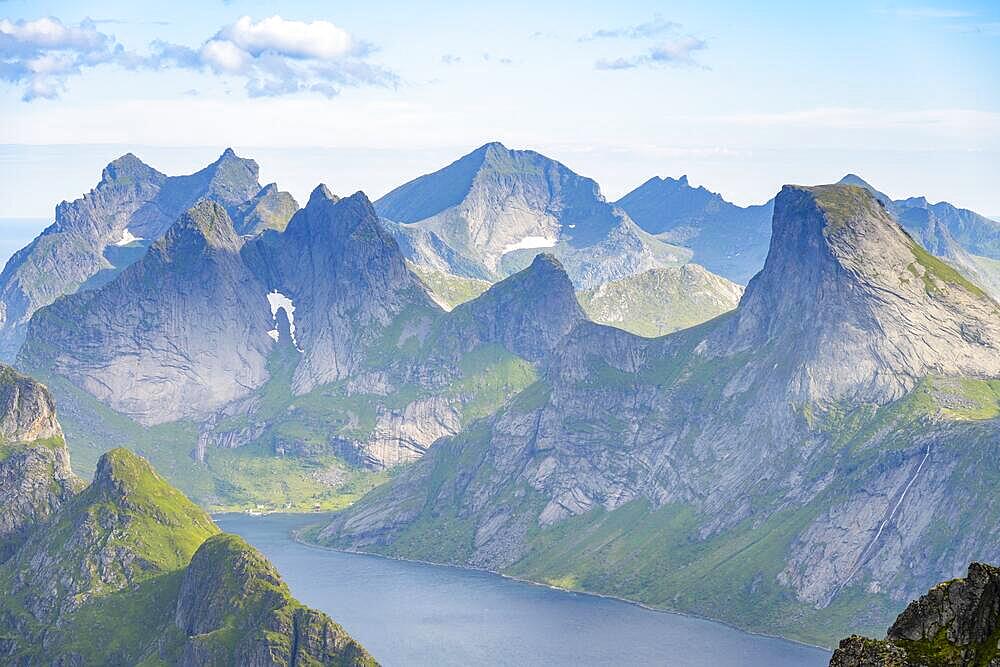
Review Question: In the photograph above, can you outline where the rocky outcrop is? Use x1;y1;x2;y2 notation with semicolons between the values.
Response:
830;562;1000;666
0;149;271;361
376;142;690;287
0;365;81;561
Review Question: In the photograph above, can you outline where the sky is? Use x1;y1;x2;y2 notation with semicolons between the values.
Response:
1;0;999;239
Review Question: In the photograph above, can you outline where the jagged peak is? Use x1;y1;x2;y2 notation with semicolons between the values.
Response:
205;147;260;182
161;200;241;252
470;252;578;311
307;183;338;207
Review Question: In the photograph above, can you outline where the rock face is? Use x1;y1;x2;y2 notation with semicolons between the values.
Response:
615;175;775;284
830;562;1000;667
246;188;439;394
0;149;295;362
0;445;377;665
320;184;1000;647
376;142;690;287
0;365;81;561
714;184;1000;405
21;201;275;424
577;264;743;337
443;254;586;362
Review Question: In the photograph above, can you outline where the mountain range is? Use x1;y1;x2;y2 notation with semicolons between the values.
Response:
0;149;297;362
316;184;1000;646
1;144;999;650
0;364;376;665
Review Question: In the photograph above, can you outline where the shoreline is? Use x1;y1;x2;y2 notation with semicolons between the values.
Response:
225;513;833;655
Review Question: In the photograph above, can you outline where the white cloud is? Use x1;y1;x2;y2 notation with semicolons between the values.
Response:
596;36;708;70
219;15;355;60
0;16;122;100
153;15;395;98
581;15;681;41
200;39;250;73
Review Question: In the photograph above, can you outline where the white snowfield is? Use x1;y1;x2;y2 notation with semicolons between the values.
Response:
266;290;302;350
114;228;142;246
502;236;557;253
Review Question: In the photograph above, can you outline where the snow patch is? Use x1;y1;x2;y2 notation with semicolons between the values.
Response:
114;228;142;246
503;236;557;253
266;290;302;351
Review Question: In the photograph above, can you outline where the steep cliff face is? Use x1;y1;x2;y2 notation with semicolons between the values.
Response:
831;562;1000;666
0;365;81;561
376;142;690;287
245;188;439;394
21;201;275;424
0;446;377;666
0;149;272;362
320;184;1000;647
715;184;1000;405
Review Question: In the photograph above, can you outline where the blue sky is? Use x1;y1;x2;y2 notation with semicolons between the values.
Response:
1;0;999;229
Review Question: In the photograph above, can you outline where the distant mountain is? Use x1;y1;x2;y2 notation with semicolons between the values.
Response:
0;367;376;665
837;174;1000;299
375;142;691;288
830;562;1000;667
19;189;593;503
577;265;743;337
0;149;297;361
617;173;1000;299
318;184;1000;647
615;175;774;284
21;200;275;424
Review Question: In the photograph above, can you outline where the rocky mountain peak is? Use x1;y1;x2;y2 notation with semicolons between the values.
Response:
720;183;1000;404
100;152;165;186
836;174;891;205
308;182;339;206
451;252;585;361
91;447;161;500
158;199;242;253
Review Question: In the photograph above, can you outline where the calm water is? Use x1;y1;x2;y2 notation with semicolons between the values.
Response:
217;513;830;667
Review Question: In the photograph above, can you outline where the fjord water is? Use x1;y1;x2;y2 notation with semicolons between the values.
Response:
217;513;830;666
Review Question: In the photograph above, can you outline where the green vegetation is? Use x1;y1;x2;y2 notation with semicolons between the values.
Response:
408;263;491;309
506;496;893;648
908;239;991;300
0;448;376;665
451;344;538;421
808;184;883;230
